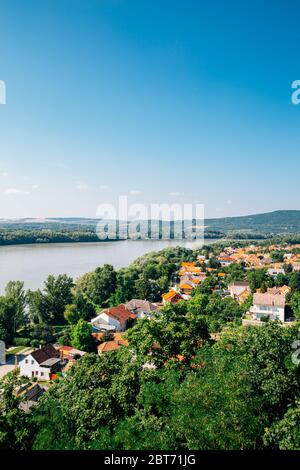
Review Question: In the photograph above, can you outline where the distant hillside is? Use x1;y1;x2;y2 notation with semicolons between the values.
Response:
0;211;300;243
205;210;300;234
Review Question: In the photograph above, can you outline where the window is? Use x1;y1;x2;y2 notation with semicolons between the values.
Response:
35;371;38;376
25;359;28;364
41;372;44;377
31;360;34;365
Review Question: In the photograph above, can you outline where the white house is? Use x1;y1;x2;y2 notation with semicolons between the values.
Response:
91;304;137;332
19;344;60;381
267;268;285;277
250;293;286;322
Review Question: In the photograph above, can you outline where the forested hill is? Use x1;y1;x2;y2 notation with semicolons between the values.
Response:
0;210;300;245
205;210;300;234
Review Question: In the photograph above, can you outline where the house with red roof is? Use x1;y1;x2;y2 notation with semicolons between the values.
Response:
91;304;137;332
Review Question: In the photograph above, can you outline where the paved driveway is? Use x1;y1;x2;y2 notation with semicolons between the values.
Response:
0;349;33;379
0;363;16;378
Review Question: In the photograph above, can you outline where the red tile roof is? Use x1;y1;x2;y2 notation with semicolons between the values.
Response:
104;304;137;327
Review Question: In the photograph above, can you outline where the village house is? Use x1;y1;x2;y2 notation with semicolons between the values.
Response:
91;304;137;332
249;292;286;322
179;264;203;276
19;344;61;381
125;299;159;319
228;281;251;304
17;383;46;412
179;280;194;296
267;285;291;296
56;345;86;362
162;290;183;305
97;333;129;355
267;268;285;277
218;255;236;266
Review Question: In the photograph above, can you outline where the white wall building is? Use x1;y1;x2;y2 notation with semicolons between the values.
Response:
19;344;60;380
250;293;286;322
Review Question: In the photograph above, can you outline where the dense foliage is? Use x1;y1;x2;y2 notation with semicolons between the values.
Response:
2;243;300;450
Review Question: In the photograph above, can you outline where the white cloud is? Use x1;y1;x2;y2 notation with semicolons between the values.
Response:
1;172;8;177
31;184;39;190
168;191;180;197
4;188;30;195
99;184;109;190
129;189;141;195
76;183;89;191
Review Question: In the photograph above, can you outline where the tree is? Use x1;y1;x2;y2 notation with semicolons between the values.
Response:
240;323;300;419
135;276;161;302
187;293;209;316
27;289;50;324
78;265;117;307
64;304;81;324
27;274;74;325
71;320;95;352
196;276;218;294
288;271;300;292
247;269;271;293
0;372;34;450
270;251;285;263
73;291;96;321
290;292;300;320
126;301;209;365
43;274;74;323
0;297;20;343
264;402;300;449
224;263;246;284
32;350;141;448
5;281;26;332
203;295;244;332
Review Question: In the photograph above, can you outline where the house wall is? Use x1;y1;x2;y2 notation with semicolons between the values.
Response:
99;312;122;331
19;355;51;380
252;305;285;322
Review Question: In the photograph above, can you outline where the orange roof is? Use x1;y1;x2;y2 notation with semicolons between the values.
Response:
98;333;128;354
179;283;193;290
162;290;178;301
218;272;226;277
104;304;137;327
98;342;121;353
92;332;105;341
181;261;195;267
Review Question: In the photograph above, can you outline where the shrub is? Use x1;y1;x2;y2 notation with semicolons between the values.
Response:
260;316;270;323
13;337;30;347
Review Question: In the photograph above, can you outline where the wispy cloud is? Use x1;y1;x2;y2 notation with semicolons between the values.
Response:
31;184;39;190
1;172;8;177
99;184;109;190
4;188;30;195
129;189;141;195
169;191;180;197
76;183;89;191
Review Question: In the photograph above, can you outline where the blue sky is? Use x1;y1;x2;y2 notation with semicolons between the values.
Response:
0;0;300;219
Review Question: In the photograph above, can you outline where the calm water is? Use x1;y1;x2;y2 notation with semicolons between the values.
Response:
0;239;218;293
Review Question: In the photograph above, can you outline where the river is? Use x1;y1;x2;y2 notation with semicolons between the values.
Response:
0;239;220;293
